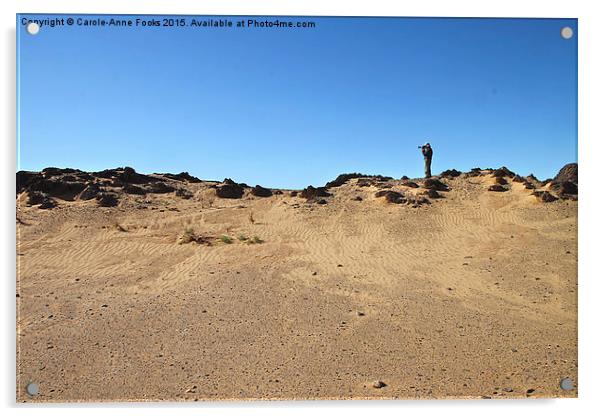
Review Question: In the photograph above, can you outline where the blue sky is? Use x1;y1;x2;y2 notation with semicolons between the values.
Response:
17;15;577;188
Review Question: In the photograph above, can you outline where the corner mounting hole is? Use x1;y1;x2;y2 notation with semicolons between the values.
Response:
26;382;39;396
560;27;573;39
26;22;40;35
560;377;574;391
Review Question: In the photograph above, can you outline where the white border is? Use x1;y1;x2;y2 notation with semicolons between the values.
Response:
2;1;600;415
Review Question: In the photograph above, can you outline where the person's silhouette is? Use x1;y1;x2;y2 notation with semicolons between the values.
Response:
418;142;433;178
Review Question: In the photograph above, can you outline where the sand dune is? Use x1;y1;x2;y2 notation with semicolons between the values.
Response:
16;166;577;401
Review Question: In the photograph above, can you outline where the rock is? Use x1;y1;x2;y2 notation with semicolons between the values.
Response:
315;199;328;205
273;190;283;195
488;185;508;192
422;178;448;191
375;190;405;204
79;183;101;200
39;198;57;209
325;173;393;188
41;167;79;177
145;182;176;194
523;182;535;190
372;380;387;389
401;181;419;188
123;184;147;195
492;166;515;178
289;191;298;197
554;163;577;184
325;173;365;188
300;186;331;200
251;185;273;197
27;178;87;200
532;190;558;203
401;175;409;180
526;174;540;183
439;169;461;178
96;193;119;207
512;175;526;183
216;182;244;199
161;172;202;183
549;180;577;199
352;196;363;201
175;188;193;199
495;176;508;185
26;190;47;205
16;171;41;194
466;167;482;177
426;189;442;199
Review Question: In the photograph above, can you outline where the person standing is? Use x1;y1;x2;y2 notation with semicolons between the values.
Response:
418;142;433;178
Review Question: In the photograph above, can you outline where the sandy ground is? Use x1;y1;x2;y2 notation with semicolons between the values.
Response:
16;173;577;401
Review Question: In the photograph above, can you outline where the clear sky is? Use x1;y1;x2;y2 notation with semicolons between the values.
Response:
17;15;577;188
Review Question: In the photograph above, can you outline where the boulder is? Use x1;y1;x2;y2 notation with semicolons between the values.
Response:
175;188;193;199
17;171;41;194
39;197;57;210
162;172;202;183
488;185;508;192
426;189;442;199
554;163;578;184
301;186;331;200
466;168;482;177
251;185;273;197
123;184;147;195
495;176;508;185
26;190;47;205
422;178;448;191
79;183;101;200
145;182;176;194
27;178;86;200
512;175;526;183
549;181;578;198
439;169;461;178
375;190;405;204
532;190;558;203
401;181;419;188
492;166;515;178
216;182;244;199
96;193;119;207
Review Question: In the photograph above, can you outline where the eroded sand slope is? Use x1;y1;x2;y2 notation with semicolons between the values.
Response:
16;169;577;401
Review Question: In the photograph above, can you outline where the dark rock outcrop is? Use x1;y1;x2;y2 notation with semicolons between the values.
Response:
162;172;202;183
251;185;273;197
39;197;57;210
401;181;419;188
375;190;405;204
325;173;393;189
175;188;193;199
145;182;176;194
492;166;515;178
26;190;46;205
488;185;508;192
554;163;578;184
439;169;462;178
79;183;101;200
495;176;508;185
216;181;244;199
426;189;442;199
301;186;331;200
549;181;578;199
532;190;558;203
422;178;449;191
96;193;119;207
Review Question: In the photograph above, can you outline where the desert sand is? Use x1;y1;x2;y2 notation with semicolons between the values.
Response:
16;166;577;401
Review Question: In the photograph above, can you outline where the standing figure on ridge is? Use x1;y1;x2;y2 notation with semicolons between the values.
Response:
419;142;433;178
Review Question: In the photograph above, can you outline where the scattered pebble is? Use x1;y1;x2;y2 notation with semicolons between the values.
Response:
372;380;387;389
